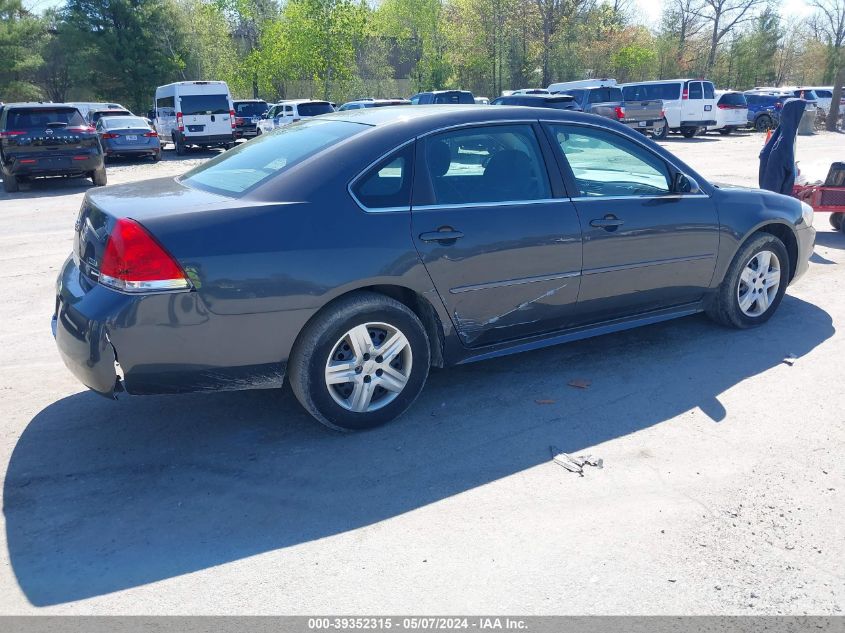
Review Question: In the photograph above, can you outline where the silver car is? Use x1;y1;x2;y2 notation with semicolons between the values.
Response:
96;115;161;161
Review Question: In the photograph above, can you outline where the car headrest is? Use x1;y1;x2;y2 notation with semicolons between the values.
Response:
484;150;532;182
427;140;452;178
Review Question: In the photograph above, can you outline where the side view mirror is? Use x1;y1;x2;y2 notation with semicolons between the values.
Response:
674;172;700;194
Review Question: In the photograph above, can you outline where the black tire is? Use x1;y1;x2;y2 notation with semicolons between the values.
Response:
754;115;773;132
829;212;843;231
651;118;668;140
2;168;19;193
152;150;162;162
174;133;186;156
681;126;697;138
718;127;732;135
705;232;790;329
91;165;107;186
288;292;431;431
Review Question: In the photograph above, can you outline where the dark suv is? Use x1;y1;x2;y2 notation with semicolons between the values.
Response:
410;90;475;105
1;103;106;193
743;93;792;131
232;99;269;139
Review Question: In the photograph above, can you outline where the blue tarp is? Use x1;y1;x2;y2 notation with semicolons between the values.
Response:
758;98;806;195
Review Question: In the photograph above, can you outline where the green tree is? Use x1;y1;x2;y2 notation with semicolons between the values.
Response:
0;0;45;101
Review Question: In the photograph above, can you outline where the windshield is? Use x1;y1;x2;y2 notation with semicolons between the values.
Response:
235;101;268;117
297;102;334;117
6;107;85;128
183;119;366;196
103;116;150;129
180;94;230;115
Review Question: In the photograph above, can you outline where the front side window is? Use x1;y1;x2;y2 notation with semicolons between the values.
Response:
183;119;366;196
422;125;551;205
549;124;671;197
351;144;414;210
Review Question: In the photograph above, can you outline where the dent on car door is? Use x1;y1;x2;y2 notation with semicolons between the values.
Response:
410;123;583;347
544;123;719;323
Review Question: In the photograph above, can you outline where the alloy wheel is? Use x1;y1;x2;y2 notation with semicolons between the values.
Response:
737;250;781;317
324;322;413;413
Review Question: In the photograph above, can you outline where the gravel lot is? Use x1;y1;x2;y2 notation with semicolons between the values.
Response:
0;130;843;615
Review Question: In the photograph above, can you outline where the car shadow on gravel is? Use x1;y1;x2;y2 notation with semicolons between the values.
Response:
0;176;96;199
4;295;834;606
814;230;845;250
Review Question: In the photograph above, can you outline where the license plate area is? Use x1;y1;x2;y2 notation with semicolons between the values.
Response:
125;135;138;141
638;121;647;127
188;125;204;132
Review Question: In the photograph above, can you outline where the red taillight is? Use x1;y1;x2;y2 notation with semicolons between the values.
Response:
717;104;729;109
660;109;665;119
144;131;158;137
67;126;95;133
614;106;625;120
101;132;119;139
19;158;36;164
176;112;184;132
230;109;236;129
775;102;783;110
72;155;89;161
682;88;689;100
0;130;26;137
99;218;190;292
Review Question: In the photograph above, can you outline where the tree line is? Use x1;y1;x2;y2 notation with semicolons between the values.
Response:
1;0;843;128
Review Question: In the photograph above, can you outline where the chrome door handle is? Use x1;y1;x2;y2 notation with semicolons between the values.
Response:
419;229;465;243
590;215;625;230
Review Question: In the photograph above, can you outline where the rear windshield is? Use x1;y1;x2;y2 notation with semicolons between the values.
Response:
103;116;150;129
588;87;623;102
234;101;268;116
93;110;130;119
6;107;85;129
433;92;474;104
718;93;747;106
183;119;365;196
622;83;680;101
815;89;832;98
297;102;334;117
179;94;230;115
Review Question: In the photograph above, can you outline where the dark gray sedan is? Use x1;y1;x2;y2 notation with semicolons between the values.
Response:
53;106;815;430
96;115;161;161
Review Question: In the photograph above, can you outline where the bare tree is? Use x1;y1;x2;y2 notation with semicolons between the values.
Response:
697;0;765;73
668;0;707;69
812;0;845;130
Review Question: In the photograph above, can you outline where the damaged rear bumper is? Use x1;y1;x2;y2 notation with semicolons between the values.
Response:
52;255;288;397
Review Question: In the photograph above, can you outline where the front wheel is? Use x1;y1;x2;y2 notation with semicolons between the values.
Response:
829;212;843;231
705;232;789;329
174;134;186;156
651;118;668;140
289;292;431;431
2;167;19;193
755;115;773;132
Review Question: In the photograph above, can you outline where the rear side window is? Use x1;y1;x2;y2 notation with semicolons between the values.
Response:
544;99;577;109
297;102;334;117
156;96;175;110
351;143;414;210
622;83;680;101
421;124;551;205
815;90;832;98
6;107;85;129
703;82;715;99
183;119;365;196
179;94;230;115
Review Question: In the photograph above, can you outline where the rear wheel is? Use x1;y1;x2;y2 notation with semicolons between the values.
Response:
681;126;698;138
90;165;107;186
755;115;773;132
829;212;843;231
289;292;431;431
174;134;186;156
152;150;162;162
706;232;789;329
651;118;668;140
2;168;19;193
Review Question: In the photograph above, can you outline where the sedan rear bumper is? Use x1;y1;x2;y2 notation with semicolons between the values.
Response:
793;225;815;283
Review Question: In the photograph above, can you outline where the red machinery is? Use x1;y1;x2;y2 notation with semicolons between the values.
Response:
794;162;845;232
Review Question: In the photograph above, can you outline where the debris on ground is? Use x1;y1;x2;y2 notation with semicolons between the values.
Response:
567;378;592;389
550;446;604;476
782;352;798;366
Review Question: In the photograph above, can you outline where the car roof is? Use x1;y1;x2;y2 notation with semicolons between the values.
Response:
2;102;79;109
233;99;267;102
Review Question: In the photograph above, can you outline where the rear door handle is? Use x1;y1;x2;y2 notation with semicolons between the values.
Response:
590;216;625;230
419;228;465;243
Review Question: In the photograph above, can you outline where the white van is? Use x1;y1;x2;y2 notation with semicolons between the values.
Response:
154;81;235;155
256;100;335;134
620;79;717;138
547;78;616;93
